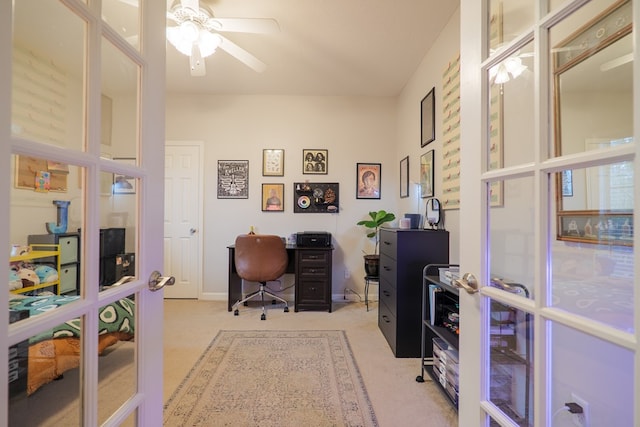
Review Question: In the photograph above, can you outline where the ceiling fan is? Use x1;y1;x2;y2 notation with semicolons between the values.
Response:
166;0;280;76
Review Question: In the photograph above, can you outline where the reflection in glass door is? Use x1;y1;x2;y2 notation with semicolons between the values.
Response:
5;0;166;425
459;0;637;426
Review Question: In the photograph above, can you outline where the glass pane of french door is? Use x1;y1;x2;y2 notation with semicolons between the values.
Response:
12;0;85;150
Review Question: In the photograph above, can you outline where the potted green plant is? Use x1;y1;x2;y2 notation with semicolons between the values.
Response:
357;210;396;277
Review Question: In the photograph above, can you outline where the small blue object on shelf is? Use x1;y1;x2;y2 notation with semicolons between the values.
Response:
46;200;70;234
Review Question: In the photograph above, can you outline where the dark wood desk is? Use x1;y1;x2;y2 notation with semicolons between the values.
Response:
227;244;333;313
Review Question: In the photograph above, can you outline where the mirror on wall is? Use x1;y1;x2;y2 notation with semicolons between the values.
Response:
552;0;633;246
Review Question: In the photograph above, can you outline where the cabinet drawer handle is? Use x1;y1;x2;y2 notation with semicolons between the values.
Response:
381;315;390;323
383;266;391;271
383;241;391;246
382;290;390;297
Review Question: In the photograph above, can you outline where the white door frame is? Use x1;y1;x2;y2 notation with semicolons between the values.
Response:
459;0;639;426
1;1;167;425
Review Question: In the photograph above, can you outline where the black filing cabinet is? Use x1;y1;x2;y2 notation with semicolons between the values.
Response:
378;228;449;357
28;232;80;294
294;247;333;312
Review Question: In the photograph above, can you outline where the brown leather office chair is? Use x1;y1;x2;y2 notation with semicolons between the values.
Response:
232;234;290;320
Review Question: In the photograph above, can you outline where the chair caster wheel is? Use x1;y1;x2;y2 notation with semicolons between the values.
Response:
234;309;239;316
271;299;277;305
261;313;266;320
243;302;248;306
284;307;289;313
416;375;425;383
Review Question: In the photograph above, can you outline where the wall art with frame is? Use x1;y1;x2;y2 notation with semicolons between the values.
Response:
112;157;136;194
302;149;328;174
557;211;632;246
217;160;249;199
262;149;284;176
262;183;284;212
399;156;409;198
293;182;339;213
421;87;435;147
420;150;434;198
356;163;381;199
14;156;69;192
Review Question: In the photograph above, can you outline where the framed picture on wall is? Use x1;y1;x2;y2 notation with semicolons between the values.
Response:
400;156;409;198
421;87;435;147
113;158;136;194
302;149;328;174
420;150;434;198
262;183;284;211
217;160;249;199
356;163;381;199
262;149;284;176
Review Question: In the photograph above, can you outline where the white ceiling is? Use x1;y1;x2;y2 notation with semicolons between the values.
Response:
14;0;458;97
161;0;459;96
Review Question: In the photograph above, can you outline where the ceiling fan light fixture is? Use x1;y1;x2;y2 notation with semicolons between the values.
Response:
493;64;511;84
197;30;221;57
167;21;221;58
504;57;527;78
167;22;198;56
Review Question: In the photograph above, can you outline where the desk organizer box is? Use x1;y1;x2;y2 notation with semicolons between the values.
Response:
439;267;460;285
433;337;459;405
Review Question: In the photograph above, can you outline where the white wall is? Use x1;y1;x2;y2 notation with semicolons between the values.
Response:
396;8;462;263
165;9;464;299
166;95;398;297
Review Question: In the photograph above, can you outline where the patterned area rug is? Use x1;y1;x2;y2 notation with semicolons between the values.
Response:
164;330;378;426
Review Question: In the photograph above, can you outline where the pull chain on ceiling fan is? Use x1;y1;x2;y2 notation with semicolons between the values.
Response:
166;0;280;76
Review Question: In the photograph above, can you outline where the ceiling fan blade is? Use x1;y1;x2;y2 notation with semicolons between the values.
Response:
206;18;280;34
189;43;206;76
217;35;267;72
118;0;139;6
180;0;199;12
600;53;633;72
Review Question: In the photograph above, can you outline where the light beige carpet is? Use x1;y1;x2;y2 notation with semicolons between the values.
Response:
163;330;378;427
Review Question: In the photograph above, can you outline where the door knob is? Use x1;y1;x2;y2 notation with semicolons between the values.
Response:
453;273;479;294
190;228;197;235
148;270;175;291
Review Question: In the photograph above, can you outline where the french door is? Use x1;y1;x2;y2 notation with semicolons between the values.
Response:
3;0;166;425
459;0;638;426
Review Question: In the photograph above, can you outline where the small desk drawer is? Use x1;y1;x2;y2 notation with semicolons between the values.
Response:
298;250;330;264
379;279;397;315
379;229;398;259
299;265;328;277
378;300;397;353
297;280;327;301
379;254;396;286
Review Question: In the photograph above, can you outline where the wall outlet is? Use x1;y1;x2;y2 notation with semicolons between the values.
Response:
344;270;350;279
570;393;590;427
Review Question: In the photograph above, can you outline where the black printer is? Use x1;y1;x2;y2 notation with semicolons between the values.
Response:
296;231;332;247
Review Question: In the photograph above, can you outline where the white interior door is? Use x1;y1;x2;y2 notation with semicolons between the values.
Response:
3;1;167;425
459;1;638;426
163;142;203;299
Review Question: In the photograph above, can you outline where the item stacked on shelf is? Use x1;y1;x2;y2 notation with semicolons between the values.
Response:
429;284;460;335
438;266;460;285
433;337;459;406
9;244;61;295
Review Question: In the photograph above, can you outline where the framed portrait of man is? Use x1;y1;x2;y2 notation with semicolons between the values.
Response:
356;163;381;199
